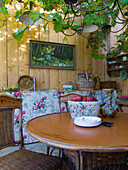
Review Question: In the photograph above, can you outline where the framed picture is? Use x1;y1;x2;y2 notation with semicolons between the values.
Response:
29;40;76;69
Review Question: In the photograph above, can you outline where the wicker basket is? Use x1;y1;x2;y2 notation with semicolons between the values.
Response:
75;77;97;90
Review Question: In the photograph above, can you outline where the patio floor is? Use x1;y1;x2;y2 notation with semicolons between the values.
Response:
0;142;59;157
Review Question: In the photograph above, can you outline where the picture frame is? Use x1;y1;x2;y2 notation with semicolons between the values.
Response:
29;40;76;69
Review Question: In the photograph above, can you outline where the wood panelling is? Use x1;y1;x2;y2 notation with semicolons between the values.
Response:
0;16;7;87
18;22;29;77
58;32;68;89
7;17;19;87
40;21;50;90
49;22;59;90
0;20;127;95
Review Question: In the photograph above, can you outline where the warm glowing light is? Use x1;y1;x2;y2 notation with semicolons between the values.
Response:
39;8;44;13
33;7;37;10
8;35;12;38
19;56;23;60
13;28;18;32
0;38;4;40
15;2;24;11
21;44;26;48
29;25;36;29
8;17;12;21
19;47;26;52
36;32;39;35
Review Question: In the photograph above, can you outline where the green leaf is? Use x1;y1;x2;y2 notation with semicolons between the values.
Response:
15;11;20;19
101;43;105;48
41;13;53;20
12;25;29;41
43;22;48;32
119;0;128;5
29;10;40;23
0;7;8;18
63;36;67;43
54;21;62;33
111;20;116;27
52;13;62;22
0;0;4;7
0;23;4;28
62;23;70;29
83;15;94;26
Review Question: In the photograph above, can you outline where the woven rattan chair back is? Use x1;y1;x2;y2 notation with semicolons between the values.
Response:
0;93;23;150
115;96;128;112
58;92;85;112
0;93;62;170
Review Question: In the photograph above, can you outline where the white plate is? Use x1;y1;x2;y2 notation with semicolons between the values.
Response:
74;116;101;127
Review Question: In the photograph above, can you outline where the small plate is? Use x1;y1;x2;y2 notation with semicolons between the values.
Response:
74;116;101;127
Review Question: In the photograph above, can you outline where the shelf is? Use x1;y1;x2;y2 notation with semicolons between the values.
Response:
107;53;128;60
107;60;128;66
107;68;125;72
107;53;128;77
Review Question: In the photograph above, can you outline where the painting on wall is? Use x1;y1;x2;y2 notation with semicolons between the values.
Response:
29;40;76;69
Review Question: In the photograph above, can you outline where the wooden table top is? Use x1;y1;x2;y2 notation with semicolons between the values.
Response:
25;112;128;152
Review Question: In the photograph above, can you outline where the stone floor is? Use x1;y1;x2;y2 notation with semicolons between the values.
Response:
0;142;59;157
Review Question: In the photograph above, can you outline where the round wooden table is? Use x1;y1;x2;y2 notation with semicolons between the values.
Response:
25;112;128;170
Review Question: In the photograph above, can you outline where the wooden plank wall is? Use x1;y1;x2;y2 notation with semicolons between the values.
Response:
0;15;127;95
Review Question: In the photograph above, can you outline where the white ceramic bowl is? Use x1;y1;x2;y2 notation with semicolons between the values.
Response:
68;100;100;119
74;116;101;127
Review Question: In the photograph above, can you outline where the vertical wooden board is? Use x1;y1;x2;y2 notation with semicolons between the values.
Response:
0;18;7;88
58;32;68;89
49;69;59;90
123;79;128;94
100;59;105;81
83;38;92;74
110;26;117;48
49;23;59;90
75;35;84;76
66;33;76;84
18;21;29;77
7;17;19;87
39;20;50;90
58;69;68;89
29;25;40;90
97;47;106;81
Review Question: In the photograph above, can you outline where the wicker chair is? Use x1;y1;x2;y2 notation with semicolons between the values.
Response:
115;96;128;112
62;150;128;170
0;94;62;170
58;92;85;112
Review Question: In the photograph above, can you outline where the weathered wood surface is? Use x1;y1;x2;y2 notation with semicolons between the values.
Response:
0;20;127;94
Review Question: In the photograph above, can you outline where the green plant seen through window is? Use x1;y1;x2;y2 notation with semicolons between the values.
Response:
41;46;54;55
